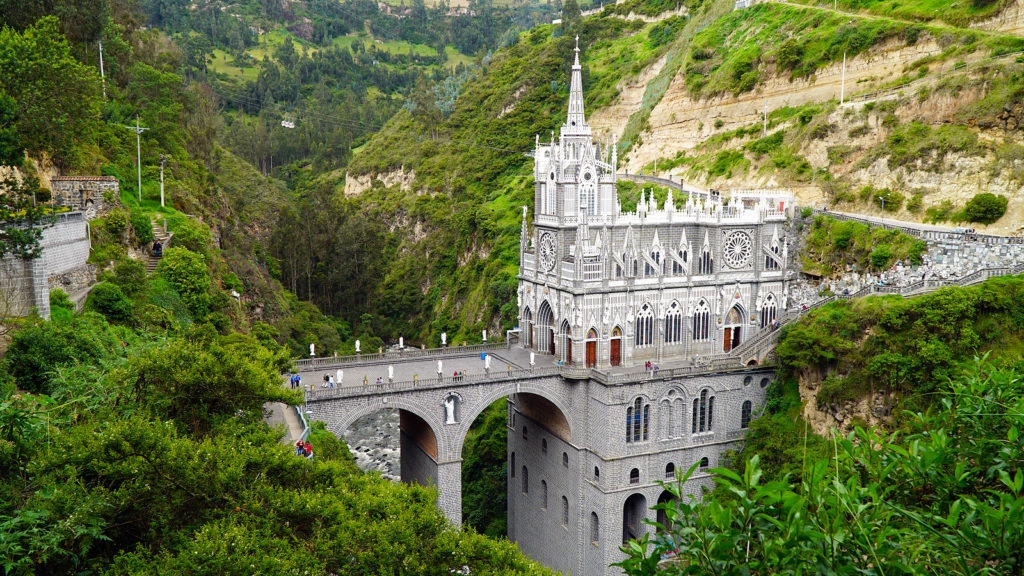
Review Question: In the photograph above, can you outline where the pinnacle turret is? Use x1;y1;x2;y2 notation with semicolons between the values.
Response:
564;35;589;136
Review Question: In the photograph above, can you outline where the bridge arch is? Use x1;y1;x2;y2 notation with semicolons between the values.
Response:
326;397;449;461
452;381;574;461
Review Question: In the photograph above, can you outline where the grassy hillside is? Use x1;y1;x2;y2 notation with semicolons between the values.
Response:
344;16;670;342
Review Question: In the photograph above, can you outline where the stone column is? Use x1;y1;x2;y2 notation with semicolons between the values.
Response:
436;458;463;528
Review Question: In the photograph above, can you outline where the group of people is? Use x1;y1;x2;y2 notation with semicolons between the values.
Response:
294;440;313;459
321;374;335;388
645;361;660;374
288;373;302;389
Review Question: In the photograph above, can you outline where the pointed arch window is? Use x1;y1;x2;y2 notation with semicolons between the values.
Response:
692;388;715;433
692;300;711;341
646;250;661;276
635;304;654;347
760;294;778;328
765;240;781;270
672;248;687;274
697;245;714;275
626;397;650;443
632;259;638;277
665;302;683;344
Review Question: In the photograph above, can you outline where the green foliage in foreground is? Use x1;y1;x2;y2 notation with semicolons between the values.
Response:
800;215;926;276
777;275;1024;409
618;360;1024;576
0;315;552;576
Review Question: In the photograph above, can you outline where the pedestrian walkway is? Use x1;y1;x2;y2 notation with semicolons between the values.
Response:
263;401;305;445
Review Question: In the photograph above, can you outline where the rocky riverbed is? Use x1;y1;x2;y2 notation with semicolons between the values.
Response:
343;409;401;480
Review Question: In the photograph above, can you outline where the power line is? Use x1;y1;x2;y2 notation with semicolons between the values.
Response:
208;84;530;155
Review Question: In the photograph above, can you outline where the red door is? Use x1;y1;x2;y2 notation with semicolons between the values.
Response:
566;338;573;364
723;327;732;352
610;339;621;366
549;329;555;355
586;341;596;368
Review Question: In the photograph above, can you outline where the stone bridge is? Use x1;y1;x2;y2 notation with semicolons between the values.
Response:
294;342;775;527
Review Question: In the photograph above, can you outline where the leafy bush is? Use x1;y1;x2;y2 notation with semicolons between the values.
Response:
157;247;211;316
2;314;119;394
172;217;213;253
963;192;1008;224
111;258;147;297
104;209;130;235
87;282;134;323
869;244;892;268
49;288;74;311
130;210;153;245
745;131;784;157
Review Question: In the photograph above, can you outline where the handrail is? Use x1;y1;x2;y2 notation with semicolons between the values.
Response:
294;405;310;441
295;341;510;370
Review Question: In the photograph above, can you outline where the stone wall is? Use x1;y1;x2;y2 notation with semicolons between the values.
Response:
50;176;120;221
0;212;91;320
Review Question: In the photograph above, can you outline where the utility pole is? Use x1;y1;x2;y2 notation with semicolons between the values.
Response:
840;51;847;105
159;154;166;207
123;116;149;203
98;41;106;101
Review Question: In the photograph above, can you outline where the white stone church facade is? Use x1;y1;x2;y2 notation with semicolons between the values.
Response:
516;45;794;370
506;42;792;575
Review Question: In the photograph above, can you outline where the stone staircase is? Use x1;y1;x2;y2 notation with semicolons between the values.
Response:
146;218;172;273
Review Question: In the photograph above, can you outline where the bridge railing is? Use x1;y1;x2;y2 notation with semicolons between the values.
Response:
304;366;562;400
294;341;511;371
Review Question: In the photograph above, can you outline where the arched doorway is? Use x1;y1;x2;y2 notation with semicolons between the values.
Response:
723;305;745;352
585;328;597;368
537;301;555;355
610;326;622;367
559;320;572;364
656;489;678;533
622;493;647;544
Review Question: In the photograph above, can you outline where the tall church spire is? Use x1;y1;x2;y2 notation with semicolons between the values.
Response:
564;36;589;135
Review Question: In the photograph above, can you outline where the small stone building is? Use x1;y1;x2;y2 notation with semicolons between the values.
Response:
50;176;120;220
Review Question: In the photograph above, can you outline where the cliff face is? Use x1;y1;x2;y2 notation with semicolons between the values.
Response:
343;0;1024;337
592;1;1024;233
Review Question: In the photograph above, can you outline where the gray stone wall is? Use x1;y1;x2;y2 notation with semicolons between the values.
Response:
400;431;438;488
0;212;90;319
50;177;120;221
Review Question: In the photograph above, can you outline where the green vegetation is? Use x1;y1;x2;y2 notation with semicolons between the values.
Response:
800;215;926;276
791;0;1016;27
0;310;551;575
778;275;1024;403
619;359;1024;576
963;192;1008;224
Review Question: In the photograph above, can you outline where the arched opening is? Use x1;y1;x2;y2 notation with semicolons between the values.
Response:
665;462;676;478
723;305;745;352
760;294;777;328
665;301;683;344
463;391;572;546
522;307;534;348
559;320;573;364
655;490;678;533
398;410;440;490
590;511;600;545
622;493;647;544
629;468;640;484
537;301;555;355
585;328;598;368
610;326;622;367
